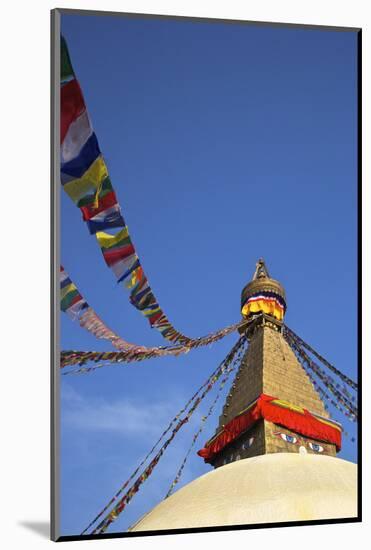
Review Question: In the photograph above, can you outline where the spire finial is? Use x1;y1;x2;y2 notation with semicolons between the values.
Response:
253;258;270;280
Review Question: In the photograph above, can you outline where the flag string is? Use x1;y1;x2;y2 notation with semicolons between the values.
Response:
60;265;243;368
60;35;221;345
284;330;357;420
164;338;248;499
284;325;357;390
82;335;246;534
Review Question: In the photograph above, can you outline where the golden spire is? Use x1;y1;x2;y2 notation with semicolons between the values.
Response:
252;258;271;279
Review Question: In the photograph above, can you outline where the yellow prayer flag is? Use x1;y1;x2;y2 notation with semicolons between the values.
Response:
125;266;144;289
143;306;161;317
60;282;77;300
96;227;130;249
63;156;108;204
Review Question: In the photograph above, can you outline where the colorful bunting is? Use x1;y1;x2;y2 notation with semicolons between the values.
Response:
61;315;242;371
82;336;246;535
295;354;355;422
60;36;197;344
283;329;357;421
60;267;88;318
60;266;148;352
165;338;247;498
286;331;357;416
60;265;243;369
284;325;357;391
81;336;246;535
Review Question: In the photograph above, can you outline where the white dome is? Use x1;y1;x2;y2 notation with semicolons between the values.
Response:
130;453;357;531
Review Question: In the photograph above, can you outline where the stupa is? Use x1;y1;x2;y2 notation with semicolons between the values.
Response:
130;260;357;531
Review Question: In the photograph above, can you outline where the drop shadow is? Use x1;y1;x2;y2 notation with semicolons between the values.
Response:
18;521;50;539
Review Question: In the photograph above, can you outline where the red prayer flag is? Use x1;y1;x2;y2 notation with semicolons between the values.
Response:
80;191;118;221
148;311;163;325
61;79;86;143
103;244;136;266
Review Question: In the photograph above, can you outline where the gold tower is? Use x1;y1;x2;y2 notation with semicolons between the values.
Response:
203;259;339;468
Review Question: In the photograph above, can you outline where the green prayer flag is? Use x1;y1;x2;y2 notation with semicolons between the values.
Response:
61;35;75;82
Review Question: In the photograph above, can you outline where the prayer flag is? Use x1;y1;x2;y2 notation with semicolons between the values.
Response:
65;298;89;319
148;311;164;325
102;244;135;266
61;78;86;143
96;228;130;250
75;176;113;208
124;266;144;289
61;111;93;164
116;258;140;283
61;288;82;311
86;205;126;234
61;132;101;180
60;36;193;344
80;191;119;221
111;255;139;280
63;156;108;204
61;36;75;83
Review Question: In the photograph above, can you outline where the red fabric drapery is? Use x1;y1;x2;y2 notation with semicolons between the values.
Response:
197;394;341;463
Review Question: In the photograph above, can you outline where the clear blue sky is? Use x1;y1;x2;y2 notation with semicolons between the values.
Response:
60;13;358;536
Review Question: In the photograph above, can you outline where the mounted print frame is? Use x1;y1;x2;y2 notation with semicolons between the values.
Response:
51;8;361;542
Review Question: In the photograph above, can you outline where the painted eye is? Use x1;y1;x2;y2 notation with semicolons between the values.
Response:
278;433;298;444
309;442;324;453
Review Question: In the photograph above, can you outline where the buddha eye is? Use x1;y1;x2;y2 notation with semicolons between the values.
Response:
275;432;298;444
309;442;324;453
